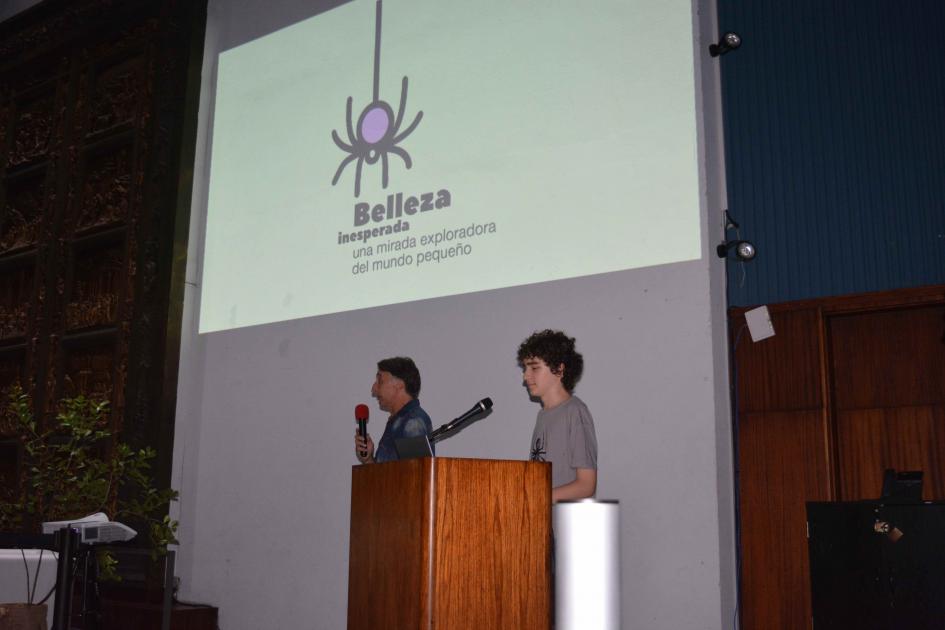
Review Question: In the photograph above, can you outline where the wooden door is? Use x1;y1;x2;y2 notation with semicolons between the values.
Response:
734;308;833;630
828;305;945;500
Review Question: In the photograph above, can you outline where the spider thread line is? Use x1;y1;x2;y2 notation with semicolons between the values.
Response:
373;0;382;103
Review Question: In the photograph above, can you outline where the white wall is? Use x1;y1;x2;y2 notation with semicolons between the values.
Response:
171;1;736;628
0;551;57;628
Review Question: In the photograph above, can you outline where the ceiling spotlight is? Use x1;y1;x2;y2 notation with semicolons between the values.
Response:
717;240;756;261
710;32;741;57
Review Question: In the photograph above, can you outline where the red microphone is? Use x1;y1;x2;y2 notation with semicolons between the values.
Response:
355;404;370;458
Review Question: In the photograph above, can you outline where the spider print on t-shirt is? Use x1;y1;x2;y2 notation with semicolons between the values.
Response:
530;435;546;462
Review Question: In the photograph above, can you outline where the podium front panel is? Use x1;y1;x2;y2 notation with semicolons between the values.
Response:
348;458;551;630
348;458;434;630
431;458;551;630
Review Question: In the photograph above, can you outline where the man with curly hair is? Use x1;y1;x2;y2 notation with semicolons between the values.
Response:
354;356;433;464
518;330;598;502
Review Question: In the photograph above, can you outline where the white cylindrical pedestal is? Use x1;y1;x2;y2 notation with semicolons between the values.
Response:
554;499;620;630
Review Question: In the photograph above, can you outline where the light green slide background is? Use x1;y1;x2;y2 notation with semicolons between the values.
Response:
201;0;701;332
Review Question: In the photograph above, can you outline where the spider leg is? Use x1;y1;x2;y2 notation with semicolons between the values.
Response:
392;76;409;133
392;110;423;144
381;152;389;189
345;96;357;144
354;156;364;197
390;76;423;142
388;146;412;170
331;153;358;186
332;129;354;152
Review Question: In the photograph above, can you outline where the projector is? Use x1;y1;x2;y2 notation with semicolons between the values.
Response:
41;512;137;544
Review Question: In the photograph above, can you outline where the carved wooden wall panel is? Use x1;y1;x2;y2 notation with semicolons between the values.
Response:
75;141;134;232
88;56;148;136
0;0;205;509
10;89;59;168
61;339;118;402
0;262;34;340
0;350;25;400
65;239;124;330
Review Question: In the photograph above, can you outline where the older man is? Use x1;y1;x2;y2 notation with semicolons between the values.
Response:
354;356;434;463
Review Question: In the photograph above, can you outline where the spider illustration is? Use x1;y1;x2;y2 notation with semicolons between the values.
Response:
331;1;423;198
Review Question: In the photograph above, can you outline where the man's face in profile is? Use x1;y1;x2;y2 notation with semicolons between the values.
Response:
371;370;401;414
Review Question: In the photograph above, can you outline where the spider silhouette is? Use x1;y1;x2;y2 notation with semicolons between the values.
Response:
331;1;423;198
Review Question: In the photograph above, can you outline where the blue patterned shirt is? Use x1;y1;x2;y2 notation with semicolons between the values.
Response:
374;399;434;463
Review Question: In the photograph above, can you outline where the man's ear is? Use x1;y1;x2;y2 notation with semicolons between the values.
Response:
555;363;565;378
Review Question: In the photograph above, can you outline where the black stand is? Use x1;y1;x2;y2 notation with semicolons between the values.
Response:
52;527;79;630
807;501;945;630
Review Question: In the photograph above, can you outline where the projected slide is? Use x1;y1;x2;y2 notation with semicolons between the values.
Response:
200;0;701;332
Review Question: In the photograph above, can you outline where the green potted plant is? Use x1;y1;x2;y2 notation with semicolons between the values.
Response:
0;384;178;625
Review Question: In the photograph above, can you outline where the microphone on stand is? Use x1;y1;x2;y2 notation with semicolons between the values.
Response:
429;398;493;444
355;404;370;458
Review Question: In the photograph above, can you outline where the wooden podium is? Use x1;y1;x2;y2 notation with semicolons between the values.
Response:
347;457;551;630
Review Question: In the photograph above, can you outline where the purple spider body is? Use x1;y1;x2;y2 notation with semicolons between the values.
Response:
360;105;390;145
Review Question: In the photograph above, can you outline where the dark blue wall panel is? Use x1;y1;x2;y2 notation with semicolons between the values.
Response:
717;0;945;307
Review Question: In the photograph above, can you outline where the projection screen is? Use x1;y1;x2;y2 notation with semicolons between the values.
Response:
200;0;702;332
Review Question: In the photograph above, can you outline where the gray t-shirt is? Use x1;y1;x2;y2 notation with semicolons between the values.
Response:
529;395;598;489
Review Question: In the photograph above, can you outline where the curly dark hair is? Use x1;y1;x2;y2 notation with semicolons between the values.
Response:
516;329;584;392
377;356;421;398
